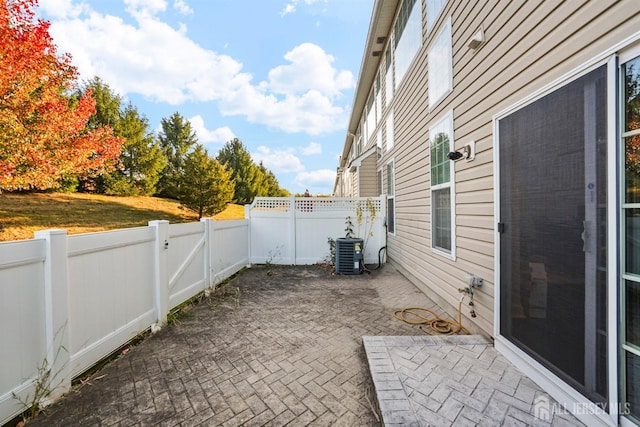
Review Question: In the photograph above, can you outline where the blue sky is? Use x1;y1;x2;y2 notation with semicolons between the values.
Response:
36;0;374;195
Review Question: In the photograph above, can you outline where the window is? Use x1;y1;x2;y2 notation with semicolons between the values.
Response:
366;92;375;142
428;18;452;109
375;73;382;125
429;112;453;255
387;160;395;234
386;111;394;151
621;52;640;420
427;0;446;32
385;47;393;107
394;0;421;89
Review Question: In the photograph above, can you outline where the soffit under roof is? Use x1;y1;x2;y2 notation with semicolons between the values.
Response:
340;0;399;168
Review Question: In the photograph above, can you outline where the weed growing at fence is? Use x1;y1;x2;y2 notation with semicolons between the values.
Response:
325;237;336;268
264;245;283;276
12;328;68;423
209;282;240;312
344;216;355;238
356;198;377;254
167;304;195;325
342;198;377;250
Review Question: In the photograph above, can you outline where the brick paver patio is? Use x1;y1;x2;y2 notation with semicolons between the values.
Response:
26;264;582;426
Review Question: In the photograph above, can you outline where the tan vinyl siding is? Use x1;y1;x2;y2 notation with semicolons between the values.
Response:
350;168;358;197
372;0;640;337
359;154;379;197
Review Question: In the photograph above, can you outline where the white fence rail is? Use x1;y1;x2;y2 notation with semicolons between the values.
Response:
0;197;384;424
246;196;386;265
0;219;249;425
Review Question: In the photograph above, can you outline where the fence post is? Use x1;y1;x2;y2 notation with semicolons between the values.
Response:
289;195;296;264
149;220;169;327
201;218;213;288
245;204;252;264
34;229;71;402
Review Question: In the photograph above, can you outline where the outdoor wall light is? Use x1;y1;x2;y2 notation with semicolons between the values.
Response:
448;151;466;161
468;27;485;50
448;141;476;162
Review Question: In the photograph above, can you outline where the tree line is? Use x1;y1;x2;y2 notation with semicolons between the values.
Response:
0;0;288;218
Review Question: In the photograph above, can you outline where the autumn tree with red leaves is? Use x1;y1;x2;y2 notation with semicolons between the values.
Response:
0;0;123;191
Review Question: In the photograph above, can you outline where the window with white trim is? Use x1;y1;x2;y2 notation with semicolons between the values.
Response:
386;111;394;152
385;47;393;107
428;18;452;109
427;0;446;32
430;112;454;254
375;72;382;125
394;0;421;89
366;91;375;142
387;160;395;234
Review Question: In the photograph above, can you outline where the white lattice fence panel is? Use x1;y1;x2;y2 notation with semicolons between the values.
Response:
247;197;386;265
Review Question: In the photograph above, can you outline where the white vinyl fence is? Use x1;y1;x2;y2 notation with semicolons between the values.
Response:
0;219;249;425
247;196;386;265
0;196;384;425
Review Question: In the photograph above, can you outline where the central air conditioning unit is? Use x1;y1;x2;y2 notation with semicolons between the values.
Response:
335;237;363;275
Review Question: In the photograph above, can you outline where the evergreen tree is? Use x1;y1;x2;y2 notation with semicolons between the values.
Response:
104;104;166;195
82;76;122;130
177;145;234;219
216;138;262;204
257;162;289;197
158;112;198;198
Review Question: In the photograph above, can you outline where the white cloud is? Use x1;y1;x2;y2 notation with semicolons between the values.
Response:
188;115;235;144
279;4;296;17
46;9;246;105
124;0;167;19
300;142;321;155
41;2;352;135
252;146;304;173
280;0;327;16
173;0;193;15
37;0;89;19
268;43;354;99
294;169;336;188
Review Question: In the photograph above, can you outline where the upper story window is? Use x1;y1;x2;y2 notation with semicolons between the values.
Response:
386;110;394;152
428;18;452;109
427;0;446;32
366;91;375;142
394;0;421;89
385;47;393;107
375;73;382;125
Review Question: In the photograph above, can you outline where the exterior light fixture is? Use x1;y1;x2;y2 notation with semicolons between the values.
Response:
448;141;476;162
468;27;485;50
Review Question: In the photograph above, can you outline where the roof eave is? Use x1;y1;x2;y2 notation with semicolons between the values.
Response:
340;0;399;168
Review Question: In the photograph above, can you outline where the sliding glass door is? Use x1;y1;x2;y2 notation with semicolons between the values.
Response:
621;52;640;423
498;65;609;403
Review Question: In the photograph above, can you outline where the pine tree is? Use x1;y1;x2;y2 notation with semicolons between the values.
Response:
216;138;261;204
158;112;198;198
177;145;234;219
104;104;167;195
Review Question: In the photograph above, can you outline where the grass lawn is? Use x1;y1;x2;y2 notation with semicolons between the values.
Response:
0;192;245;242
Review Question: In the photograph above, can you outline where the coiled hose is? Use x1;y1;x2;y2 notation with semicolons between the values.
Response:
393;299;470;335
